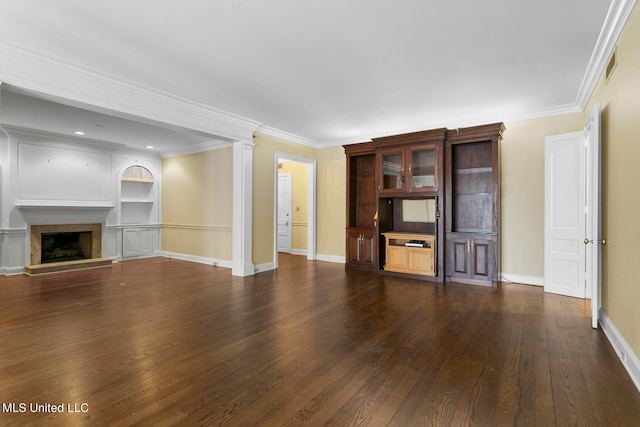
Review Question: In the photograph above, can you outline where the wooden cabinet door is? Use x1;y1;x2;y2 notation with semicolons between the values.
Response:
123;228;140;258
448;234;495;283
377;144;440;195
377;148;405;194
469;237;493;281
346;229;376;269
360;232;375;267
138;228;154;256
407;144;439;192
450;237;470;278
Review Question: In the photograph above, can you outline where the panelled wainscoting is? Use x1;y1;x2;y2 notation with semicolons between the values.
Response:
1;254;639;426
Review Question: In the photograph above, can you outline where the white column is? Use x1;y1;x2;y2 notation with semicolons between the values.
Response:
232;139;255;276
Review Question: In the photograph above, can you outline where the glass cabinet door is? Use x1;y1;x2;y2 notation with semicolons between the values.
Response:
380;150;403;191
409;146;437;191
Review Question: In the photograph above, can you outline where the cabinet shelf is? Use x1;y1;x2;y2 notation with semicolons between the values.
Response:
383;232;435;276
120;165;156;230
454;166;493;174
446;124;503;284
121;177;154;183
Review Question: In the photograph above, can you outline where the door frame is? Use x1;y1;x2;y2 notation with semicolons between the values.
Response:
273;152;317;268
585;103;602;329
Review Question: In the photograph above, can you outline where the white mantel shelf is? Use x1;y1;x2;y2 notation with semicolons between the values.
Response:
17;204;114;225
17;202;115;209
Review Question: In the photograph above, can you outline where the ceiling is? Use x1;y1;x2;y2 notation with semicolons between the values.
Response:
0;1;616;153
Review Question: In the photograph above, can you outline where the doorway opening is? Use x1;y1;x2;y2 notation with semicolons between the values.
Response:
274;153;316;269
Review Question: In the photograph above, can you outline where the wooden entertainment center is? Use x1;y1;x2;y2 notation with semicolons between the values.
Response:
344;123;504;285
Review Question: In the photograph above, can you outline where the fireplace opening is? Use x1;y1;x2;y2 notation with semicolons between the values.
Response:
41;231;92;264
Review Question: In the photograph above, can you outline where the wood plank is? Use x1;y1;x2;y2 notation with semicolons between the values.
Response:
0;254;639;426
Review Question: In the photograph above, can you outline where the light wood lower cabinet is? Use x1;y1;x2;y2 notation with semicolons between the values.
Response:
383;232;436;276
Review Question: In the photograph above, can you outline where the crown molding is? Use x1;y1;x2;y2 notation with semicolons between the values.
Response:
159;140;233;159
324;103;584;148
255;125;318;148
0;38;262;142
575;0;637;108
0;123;128;151
499;103;583;124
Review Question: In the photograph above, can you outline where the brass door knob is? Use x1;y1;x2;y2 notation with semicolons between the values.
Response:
584;238;606;245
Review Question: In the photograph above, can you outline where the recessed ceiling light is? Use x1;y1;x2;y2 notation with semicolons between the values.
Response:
74;131;85;135
146;145;155;149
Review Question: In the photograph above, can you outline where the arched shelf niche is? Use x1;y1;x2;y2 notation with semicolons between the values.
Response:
122;165;154;183
119;165;157;225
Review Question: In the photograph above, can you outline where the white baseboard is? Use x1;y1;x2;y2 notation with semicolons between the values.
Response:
600;310;640;393
156;252;345;274
499;273;544;286
290;248;308;256
316;254;346;264
0;266;27;275
254;262;275;273
158;251;232;269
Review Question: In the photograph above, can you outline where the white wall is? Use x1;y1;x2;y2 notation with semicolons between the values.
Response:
0;126;161;273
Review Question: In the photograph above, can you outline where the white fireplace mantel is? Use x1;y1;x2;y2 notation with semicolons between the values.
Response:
18;205;114;225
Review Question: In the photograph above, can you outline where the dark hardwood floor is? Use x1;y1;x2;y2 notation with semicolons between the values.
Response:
1;254;639;426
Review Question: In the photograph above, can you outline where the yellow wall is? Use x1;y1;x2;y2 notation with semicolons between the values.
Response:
584;3;640;358
316;145;346;258
278;161;308;251
159;134;345;267
161;147;233;260
500;113;584;278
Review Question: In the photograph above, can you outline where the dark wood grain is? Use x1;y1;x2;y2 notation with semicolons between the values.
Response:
1;255;639;426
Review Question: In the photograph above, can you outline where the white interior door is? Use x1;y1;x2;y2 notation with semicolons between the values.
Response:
544;104;602;329
585;103;602;329
544;131;587;298
277;173;292;253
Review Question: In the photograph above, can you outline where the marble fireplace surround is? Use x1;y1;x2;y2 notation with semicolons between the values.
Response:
18;204;113;271
30;223;103;266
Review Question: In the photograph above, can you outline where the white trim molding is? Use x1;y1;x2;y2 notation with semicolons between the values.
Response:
599;310;640;393
257;126;318;148
232;139;255;276
158;251;233;269
159;139;233;159
500;273;545;287
0;38;260;143
316;254;346;264
575;0;638;108
254;261;276;274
